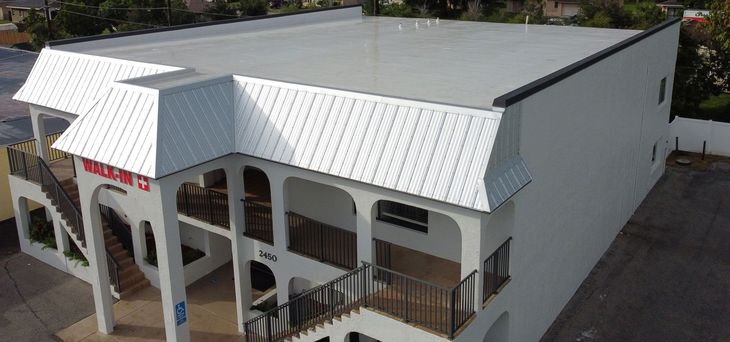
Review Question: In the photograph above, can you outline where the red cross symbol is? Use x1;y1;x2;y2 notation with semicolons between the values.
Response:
137;175;150;192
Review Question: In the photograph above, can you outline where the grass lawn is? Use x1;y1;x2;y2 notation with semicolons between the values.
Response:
699;93;730;122
0;19;11;24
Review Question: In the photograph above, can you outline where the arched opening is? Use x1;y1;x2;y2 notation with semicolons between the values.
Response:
98;204;148;297
345;332;381;342
371;200;462;288
242;167;273;243
483;312;509;342
19;197;56;248
288;276;318;298
176;168;230;229
284;177;357;269
249;260;277;312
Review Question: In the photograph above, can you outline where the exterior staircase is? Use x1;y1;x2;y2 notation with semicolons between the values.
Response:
287;309;361;342
52;179;149;297
102;213;150;297
7;147;150;298
243;264;478;342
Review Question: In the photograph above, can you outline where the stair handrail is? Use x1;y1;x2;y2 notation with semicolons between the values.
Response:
243;261;479;341
8;147;124;293
7;147;85;245
106;249;122;292
100;204;135;259
37;153;85;244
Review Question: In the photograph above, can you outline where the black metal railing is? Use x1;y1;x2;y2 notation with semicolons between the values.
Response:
106;251;121;293
8;131;69;162
243;200;273;243
483;238;511;303
176;183;230;229
245;265;369;342
243;263;478;341
8;147;124;293
451;270;477;336
8;147;85;246
287;212;357;270
100;204;134;259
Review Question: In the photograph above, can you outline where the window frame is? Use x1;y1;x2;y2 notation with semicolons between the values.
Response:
376;201;428;234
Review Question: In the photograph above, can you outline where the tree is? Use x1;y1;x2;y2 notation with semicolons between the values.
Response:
671;25;713;120
23;9;54;50
204;0;239;21
630;1;664;29
703;0;730;93
577;0;633;28
239;0;268;16
54;0;111;37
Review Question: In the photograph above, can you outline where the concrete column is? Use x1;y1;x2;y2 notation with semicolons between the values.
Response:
132;220;145;267
455;214;484;307
275;272;290;307
14;196;30;242
56;225;71;256
269;172;287;251
77;184;115;334
152;186;191;342
268;171;291;307
226;167;250;332
353;195;376;265
30;109;49;162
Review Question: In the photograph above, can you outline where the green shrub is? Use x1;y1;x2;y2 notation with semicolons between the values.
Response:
63;248;89;267
29;218;56;250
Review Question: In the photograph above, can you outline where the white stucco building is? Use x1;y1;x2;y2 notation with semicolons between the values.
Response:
7;6;680;342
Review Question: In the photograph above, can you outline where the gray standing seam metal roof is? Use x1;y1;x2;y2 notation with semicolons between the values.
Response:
55;14;640;110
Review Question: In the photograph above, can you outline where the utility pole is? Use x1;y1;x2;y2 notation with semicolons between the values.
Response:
166;0;172;26
43;0;52;40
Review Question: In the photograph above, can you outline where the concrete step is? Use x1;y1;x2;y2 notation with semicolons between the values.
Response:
120;278;150;299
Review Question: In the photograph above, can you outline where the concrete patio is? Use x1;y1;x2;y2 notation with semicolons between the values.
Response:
56;262;246;342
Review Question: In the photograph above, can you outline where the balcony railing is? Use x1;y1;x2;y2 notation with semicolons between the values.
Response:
483;238;511;303
176;183;230;229
287;212;357;270
9;131;70;162
243;263;478;341
243;200;273;244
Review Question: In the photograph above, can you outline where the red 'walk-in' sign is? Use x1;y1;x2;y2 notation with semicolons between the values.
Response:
82;159;150;192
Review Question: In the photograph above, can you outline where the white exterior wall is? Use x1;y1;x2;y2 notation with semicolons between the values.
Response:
456;22;680;342
372;211;462;263
669;116;730;157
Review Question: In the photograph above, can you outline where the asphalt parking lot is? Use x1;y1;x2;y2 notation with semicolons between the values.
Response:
0;219;94;342
543;155;730;341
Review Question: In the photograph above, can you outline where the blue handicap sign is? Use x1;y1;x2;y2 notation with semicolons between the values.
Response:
175;301;187;326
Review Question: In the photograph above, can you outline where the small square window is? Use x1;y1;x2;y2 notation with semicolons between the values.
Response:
658;77;666;105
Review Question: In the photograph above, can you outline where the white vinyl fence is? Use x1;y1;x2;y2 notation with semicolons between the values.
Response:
669;116;730;157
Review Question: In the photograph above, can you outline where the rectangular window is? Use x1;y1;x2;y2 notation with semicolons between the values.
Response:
554;1;559;8
377;201;428;233
652;142;657;162
658;77;666;105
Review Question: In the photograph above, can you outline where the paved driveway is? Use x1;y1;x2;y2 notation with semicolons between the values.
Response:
0;218;95;342
543;156;730;341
